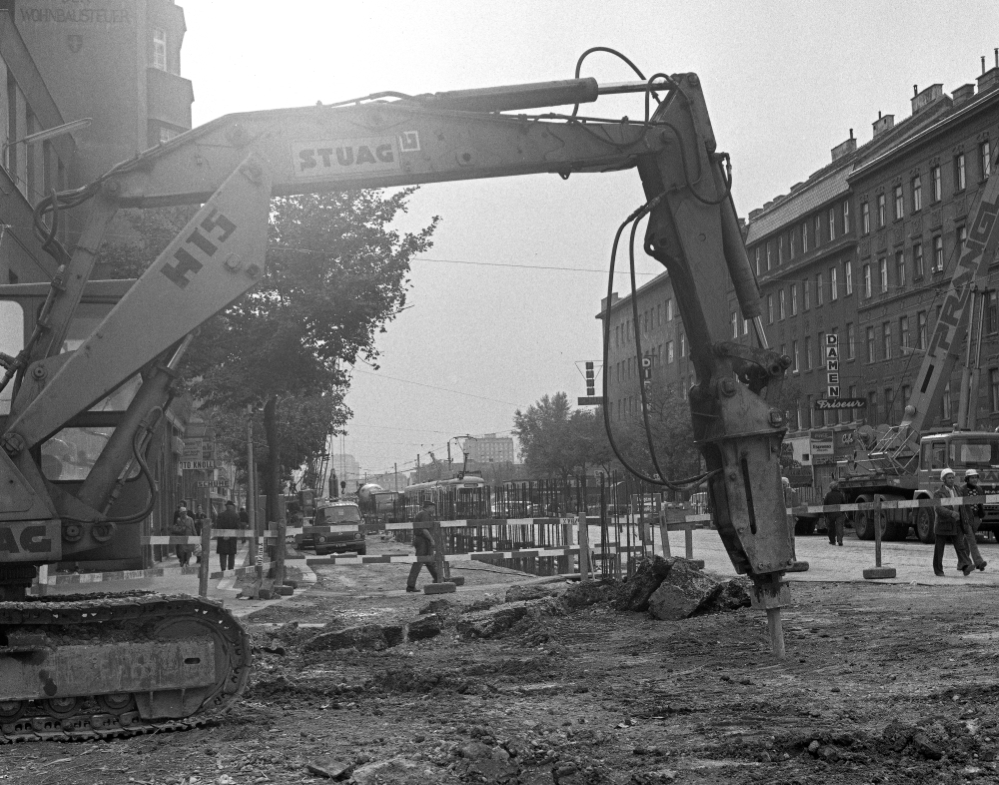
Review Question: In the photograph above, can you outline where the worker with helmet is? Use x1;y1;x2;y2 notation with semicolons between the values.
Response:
932;468;972;577
958;469;987;572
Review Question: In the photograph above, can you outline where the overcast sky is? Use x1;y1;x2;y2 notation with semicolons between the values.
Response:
181;0;999;478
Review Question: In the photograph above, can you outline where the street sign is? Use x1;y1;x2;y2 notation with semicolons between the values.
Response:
824;333;840;397
815;398;866;410
178;460;216;470
811;430;834;456
577;396;605;406
196;480;230;488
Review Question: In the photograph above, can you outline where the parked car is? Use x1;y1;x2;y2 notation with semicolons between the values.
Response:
299;500;366;556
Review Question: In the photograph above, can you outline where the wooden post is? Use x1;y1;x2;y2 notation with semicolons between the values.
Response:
766;608;786;660
659;509;671;558
432;520;447;582
685;526;694;560
274;518;287;588
198;516;212;597
577;513;591;579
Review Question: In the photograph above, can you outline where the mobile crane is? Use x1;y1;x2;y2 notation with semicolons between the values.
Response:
836;159;999;543
0;65;794;739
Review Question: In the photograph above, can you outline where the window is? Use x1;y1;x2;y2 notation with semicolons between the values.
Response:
863;263;872;298
991;369;999;412
882;321;892;360
754;248;760;276
816;272;824;305
955;152;966;192
843;200;850;233
804;335;812;370
931;165;942;202
913;241;924;278
912;175;922;212
879;257;888;293
982;140;992;181
844;260;853;295
789;230;795;260
846;322;855;360
989;291;999;334
802;221;809;252
792;340;799;373
666;299;673;321
153;28;167;71
900;315;910;348
643;310;649;335
779;289;786;320
917;311;927;349
791;284;798;316
895;251;906;289
828;207;836;240
866;326;876;362
679;332;686;357
667;341;675;363
957;225;967;256
767;294;774;324
861;201;870;235
885;388;896;424
932;235;944;272
742;318;749;336
942;382;952;420
877;193;886;227
778;236;784;266
731;312;738;339
655;303;661;327
815;215;821;245
893;184;904;220
868;391;879;424
803;279;810;310
830;267;838;301
818;331;825;367
766;244;772;272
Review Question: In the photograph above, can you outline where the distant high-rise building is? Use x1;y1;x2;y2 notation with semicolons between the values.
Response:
466;433;514;464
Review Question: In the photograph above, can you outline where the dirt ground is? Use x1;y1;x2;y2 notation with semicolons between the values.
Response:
3;560;999;785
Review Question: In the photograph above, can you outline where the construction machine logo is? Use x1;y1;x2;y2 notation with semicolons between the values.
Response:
0;522;57;559
159;208;237;289
67;34;83;53
293;137;402;179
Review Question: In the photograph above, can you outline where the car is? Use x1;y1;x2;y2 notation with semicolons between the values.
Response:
301;500;367;556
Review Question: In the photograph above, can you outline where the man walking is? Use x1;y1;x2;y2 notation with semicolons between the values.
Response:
933;468;972;577
406;500;439;592
959;469;988;572
216;500;242;572
171;506;196;567
823;481;847;546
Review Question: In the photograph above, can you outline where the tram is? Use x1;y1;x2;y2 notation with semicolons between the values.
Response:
403;474;488;520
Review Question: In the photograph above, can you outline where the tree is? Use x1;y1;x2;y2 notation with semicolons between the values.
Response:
99;190;438;523
513;393;617;480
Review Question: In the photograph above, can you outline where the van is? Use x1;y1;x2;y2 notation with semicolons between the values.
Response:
301;500;366;556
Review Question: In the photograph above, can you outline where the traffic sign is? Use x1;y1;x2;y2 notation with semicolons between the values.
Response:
824;334;840;397
178;460;216;470
577;396;605;406
196;480;230;488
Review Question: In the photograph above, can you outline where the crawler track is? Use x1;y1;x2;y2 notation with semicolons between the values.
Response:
0;592;251;742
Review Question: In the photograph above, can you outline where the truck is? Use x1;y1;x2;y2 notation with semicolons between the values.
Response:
831;163;999;543
0;60;797;739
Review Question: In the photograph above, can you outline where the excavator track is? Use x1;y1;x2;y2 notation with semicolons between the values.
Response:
0;592;251;742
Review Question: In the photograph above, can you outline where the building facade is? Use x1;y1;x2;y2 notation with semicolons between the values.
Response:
9;0;193;183
466;433;515;464
602;61;999;448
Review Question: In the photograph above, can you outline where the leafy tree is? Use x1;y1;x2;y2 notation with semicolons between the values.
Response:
98;190;438;523
513;394;617;480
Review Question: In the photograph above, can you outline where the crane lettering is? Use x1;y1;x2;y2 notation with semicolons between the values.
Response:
0;524;52;555
293;137;400;178
160;208;238;289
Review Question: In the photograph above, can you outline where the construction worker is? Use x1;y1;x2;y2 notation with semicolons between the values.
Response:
958;469;987;571
933;468;972;577
406;500;439;592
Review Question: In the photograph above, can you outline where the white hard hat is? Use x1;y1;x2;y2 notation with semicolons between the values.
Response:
965;468;980;479
940;468;955;481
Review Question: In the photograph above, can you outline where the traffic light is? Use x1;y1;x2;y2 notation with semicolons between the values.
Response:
585;361;595;396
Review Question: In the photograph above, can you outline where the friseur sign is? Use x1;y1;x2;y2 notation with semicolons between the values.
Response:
814;398;866;410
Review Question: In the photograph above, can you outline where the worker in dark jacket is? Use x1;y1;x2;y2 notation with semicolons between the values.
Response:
406;500;439;592
958;469;987;571
823;481;847;545
933;468;972;577
215;500;242;571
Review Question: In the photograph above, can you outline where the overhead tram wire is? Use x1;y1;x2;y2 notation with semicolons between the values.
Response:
351;367;527;408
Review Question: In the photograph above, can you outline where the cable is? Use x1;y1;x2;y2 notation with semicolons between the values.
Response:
570;46;650;119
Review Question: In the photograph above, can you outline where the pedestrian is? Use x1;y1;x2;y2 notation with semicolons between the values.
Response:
170;506;196;567
406;500;439;592
193;505;206;536
958;469;988;571
932;468;972;577
216;500;242;572
823;481;847;546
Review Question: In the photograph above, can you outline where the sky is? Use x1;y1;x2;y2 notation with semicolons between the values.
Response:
180;0;999;479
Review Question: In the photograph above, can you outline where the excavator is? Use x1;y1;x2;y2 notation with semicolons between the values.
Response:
0;62;795;740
